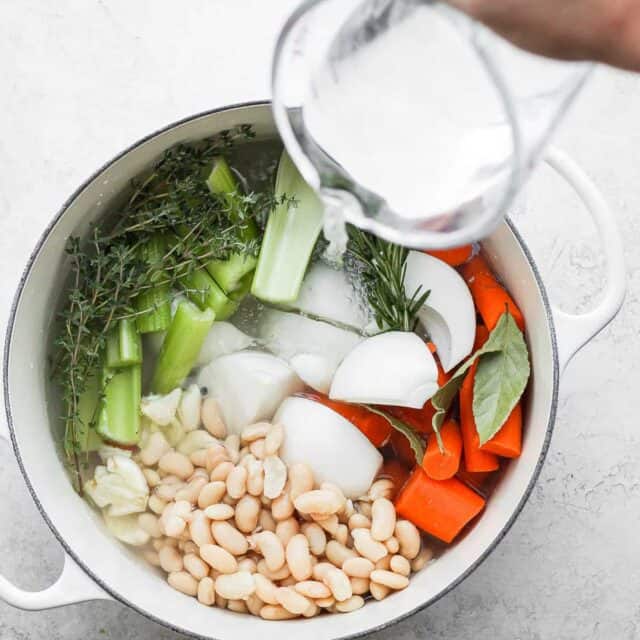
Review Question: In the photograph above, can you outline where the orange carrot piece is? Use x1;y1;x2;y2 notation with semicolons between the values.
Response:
474;324;489;351
426;245;474;267
390;429;419;466
422;419;462;480
377;458;411;497
456;468;493;496
395;467;486;543
460;255;525;331
300;392;391;447
459;364;499;472
480;403;522;458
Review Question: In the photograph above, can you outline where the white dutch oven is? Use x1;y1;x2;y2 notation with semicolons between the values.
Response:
0;103;626;639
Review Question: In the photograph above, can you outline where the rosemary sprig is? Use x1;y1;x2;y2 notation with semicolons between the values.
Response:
53;125;274;492
346;226;429;332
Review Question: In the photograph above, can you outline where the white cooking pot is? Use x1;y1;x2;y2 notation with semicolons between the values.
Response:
0;103;625;639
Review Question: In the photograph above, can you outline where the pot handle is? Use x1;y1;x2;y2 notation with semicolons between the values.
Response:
544;147;626;374
0;428;111;609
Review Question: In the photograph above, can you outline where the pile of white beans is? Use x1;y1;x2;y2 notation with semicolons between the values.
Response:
133;396;432;619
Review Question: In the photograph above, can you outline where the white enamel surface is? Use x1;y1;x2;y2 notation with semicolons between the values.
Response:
276;396;383;498
6;104;621;638
404;251;476;371
330;331;439;407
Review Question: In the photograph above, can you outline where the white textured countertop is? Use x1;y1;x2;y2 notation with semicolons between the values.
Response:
2;1;640;638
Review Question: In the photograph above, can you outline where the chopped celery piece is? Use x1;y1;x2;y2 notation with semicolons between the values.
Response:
106;318;142;368
206;156;237;194
65;369;101;455
252;150;324;303
152;301;215;394
180;267;238;321
205;157;257;293
97;365;142;445
135;234;171;333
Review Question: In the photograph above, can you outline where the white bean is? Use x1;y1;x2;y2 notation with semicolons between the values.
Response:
175;476;207;504
370;569;409;590
315;514;340;536
159;546;183;573
259;605;298;620
294;580;331;599
254;531;285;572
241;422;271;443
257;559;290;582
197;576;215;606
167;571;198;596
183;553;210;580
235;495;261;533
351;528;388;563
371;498;396;542
334;524;349;546
323;567;352;602
276;587;313;615
258;509;277;533
369;581;390;601
204;504;235;521
275;517;299;547
246;594;264;616
227;599;248;613
395;520;421;560
294;490;344;516
178;384;202;431
285;534;312;581
158;451;194;480
142;468;161;488
148;494;167;515
200;544;238;574
390;554;411;577
138;513;163;538
237;557;257;574
301;522;326;556
210;461;234;482
246;459;264;496
271;491;295;521
336;595;365;612
254;573;279;605
385;536;400;554
264;424;284;456
140;431;171;467
197;481;227;509
342;557;374;578
202;398;227;438
263;456;287;499
368;478;394;501
288;463;314;501
325;540;358;568
215;571;255;600
189;510;214;547
411;547;433;572
226;466;247;499
249;439;266;460
349;577;370;595
211;521;249;556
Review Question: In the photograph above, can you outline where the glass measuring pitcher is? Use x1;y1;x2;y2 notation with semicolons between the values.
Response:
272;0;593;249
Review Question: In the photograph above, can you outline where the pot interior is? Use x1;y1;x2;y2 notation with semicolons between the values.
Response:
5;103;557;640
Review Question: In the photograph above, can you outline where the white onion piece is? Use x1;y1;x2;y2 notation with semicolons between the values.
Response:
330;332;439;408
197;351;304;434
196;322;254;367
282;263;370;330
404;251;476;372
276;397;382;498
103;512;150;547
258;309;362;393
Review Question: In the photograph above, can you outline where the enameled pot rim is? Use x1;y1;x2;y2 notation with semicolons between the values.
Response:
3;101;560;640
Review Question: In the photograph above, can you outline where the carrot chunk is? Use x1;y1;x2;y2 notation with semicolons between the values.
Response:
395;467;486;543
426;245;473;267
459;364;499;473
480;403;522;458
460;255;525;331
422;419;462;480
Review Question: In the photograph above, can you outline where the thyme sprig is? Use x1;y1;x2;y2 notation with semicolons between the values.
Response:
53;125;276;491
347;226;429;332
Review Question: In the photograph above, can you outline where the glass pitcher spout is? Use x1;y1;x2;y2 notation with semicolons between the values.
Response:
272;0;593;249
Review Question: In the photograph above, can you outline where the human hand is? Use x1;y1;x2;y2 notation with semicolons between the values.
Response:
447;0;640;71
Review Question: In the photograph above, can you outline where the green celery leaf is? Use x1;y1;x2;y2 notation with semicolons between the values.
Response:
473;312;530;444
365;406;425;462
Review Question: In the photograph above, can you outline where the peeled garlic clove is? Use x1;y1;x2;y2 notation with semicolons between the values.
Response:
141;388;182;426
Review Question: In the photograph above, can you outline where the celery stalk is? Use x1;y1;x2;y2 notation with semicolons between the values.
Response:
151;301;215;394
65;370;102;454
135;234;171;333
106;318;142;368
97;364;141;445
180;267;239;321
251;151;324;303
204;157;257;293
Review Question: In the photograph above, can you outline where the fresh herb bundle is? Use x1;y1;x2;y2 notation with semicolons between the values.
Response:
53;125;277;491
346;226;429;332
